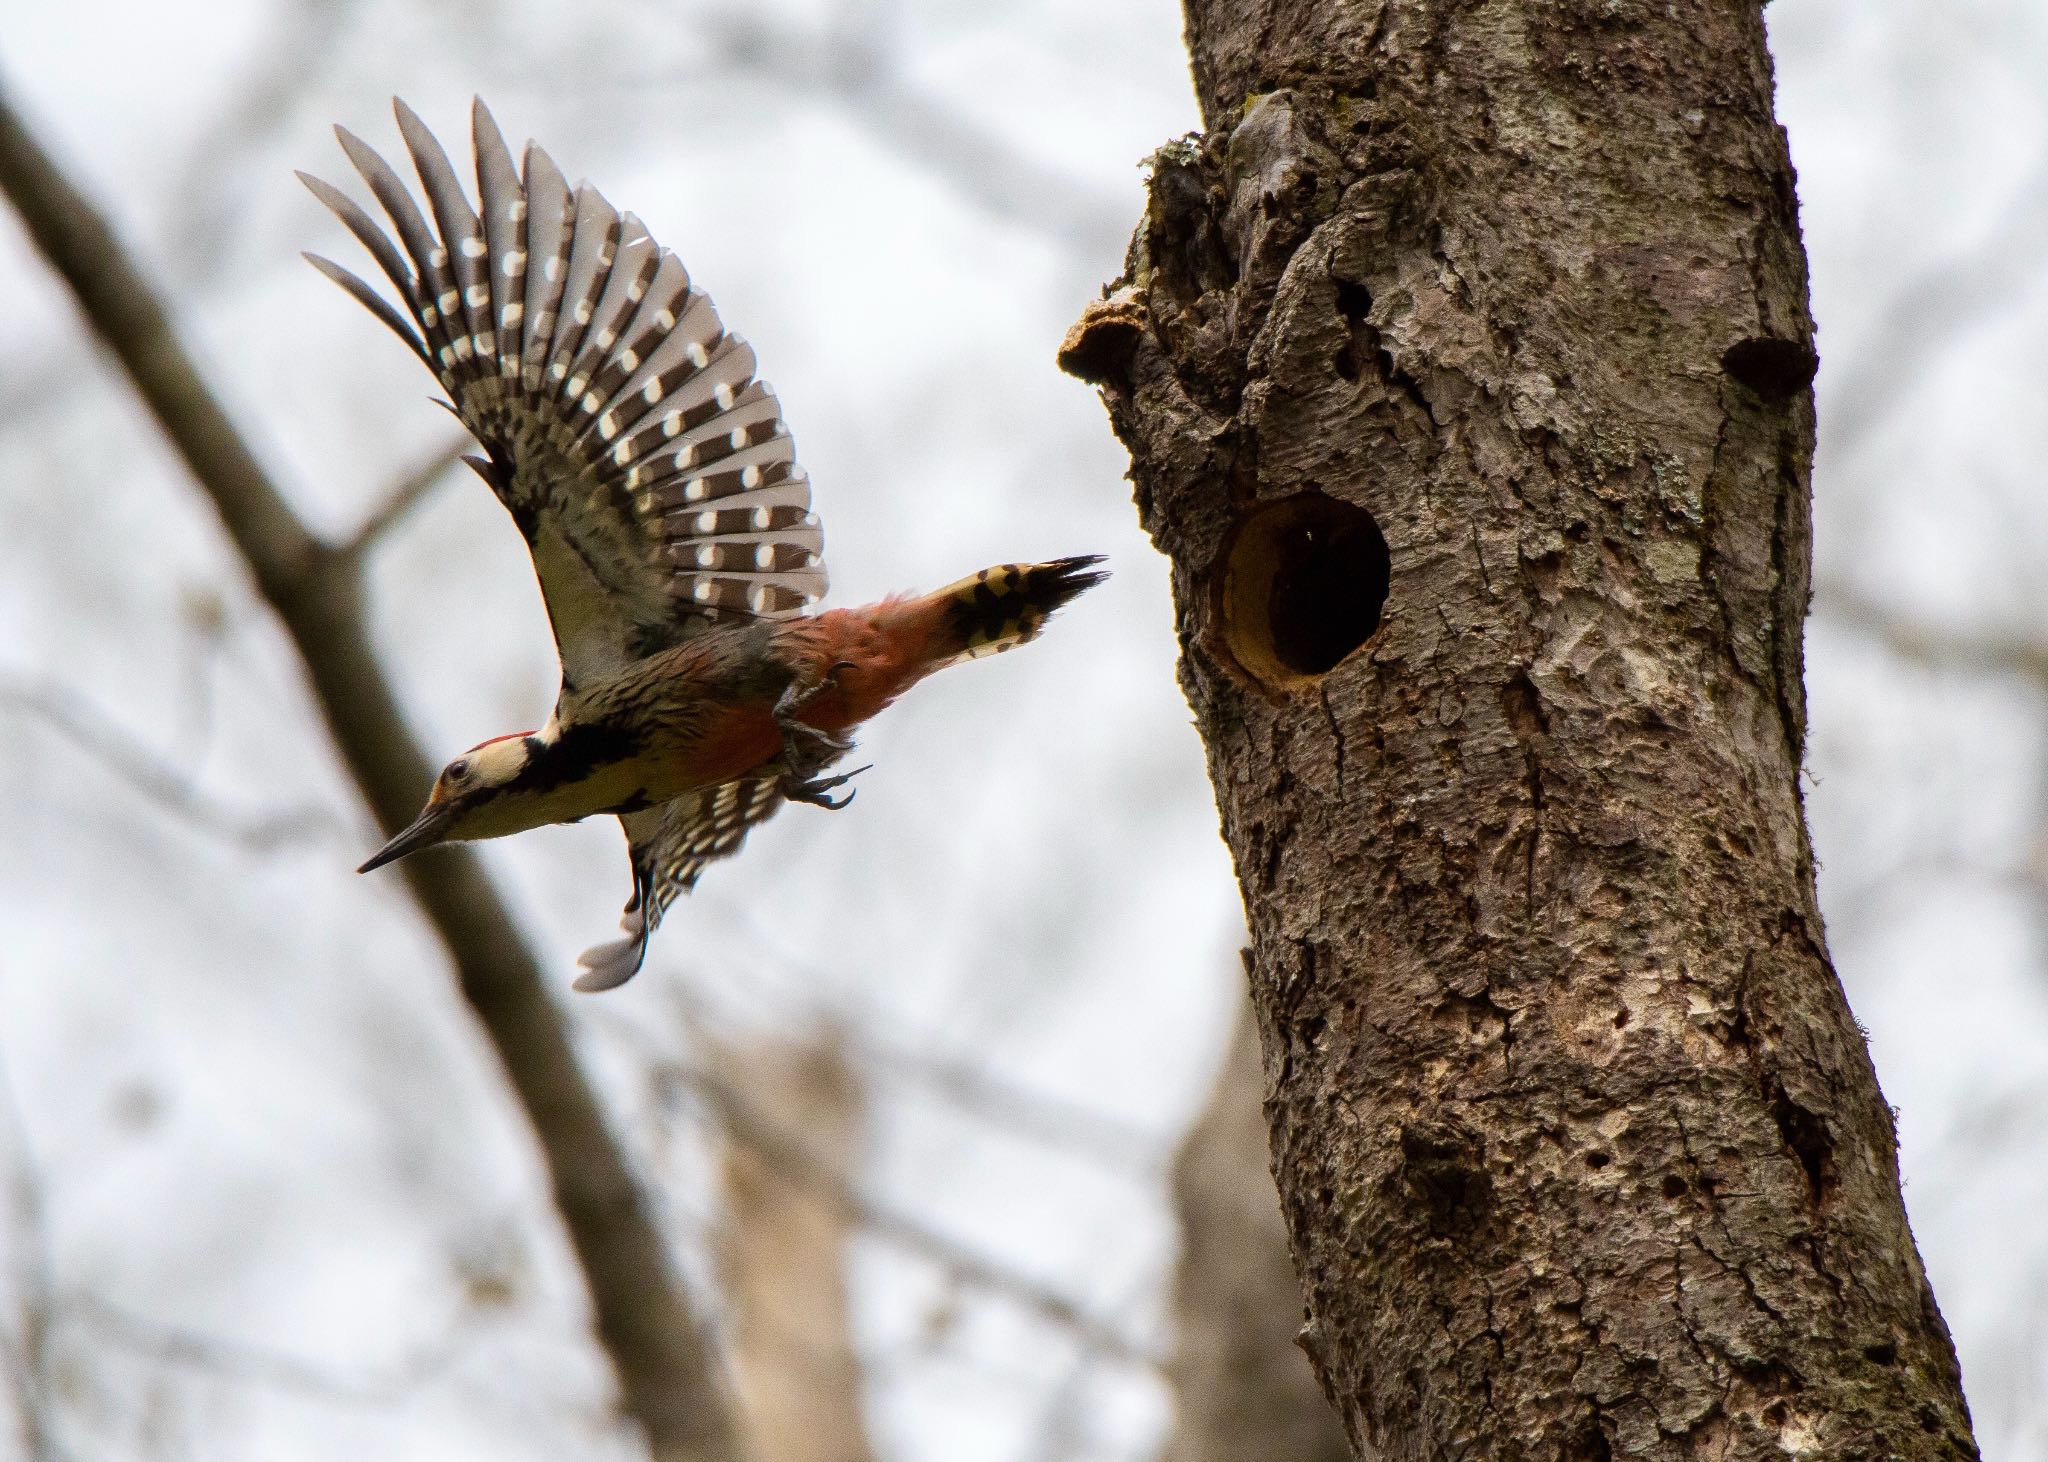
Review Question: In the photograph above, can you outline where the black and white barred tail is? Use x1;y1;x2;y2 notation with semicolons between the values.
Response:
927;557;1108;670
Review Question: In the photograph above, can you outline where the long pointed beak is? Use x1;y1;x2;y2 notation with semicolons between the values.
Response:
358;802;457;873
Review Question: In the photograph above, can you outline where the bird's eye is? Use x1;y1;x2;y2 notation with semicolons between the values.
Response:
447;758;470;782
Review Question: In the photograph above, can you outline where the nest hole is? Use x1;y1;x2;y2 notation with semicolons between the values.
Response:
1221;492;1389;686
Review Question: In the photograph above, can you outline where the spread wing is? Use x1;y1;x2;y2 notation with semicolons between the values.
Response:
572;776;788;992
302;98;827;691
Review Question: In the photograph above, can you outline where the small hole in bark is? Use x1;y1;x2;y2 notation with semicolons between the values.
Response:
1863;1342;1899;1367
1221;492;1390;687
1766;1078;1835;1205
1335;280;1373;323
1575;1422;1613;1462
1333;283;1374;379
1721;336;1818;400
1661;1173;1687;1199
1613;1007;1633;1029
1584;1150;1612;1170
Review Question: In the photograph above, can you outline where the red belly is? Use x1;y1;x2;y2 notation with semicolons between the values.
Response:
665;601;941;787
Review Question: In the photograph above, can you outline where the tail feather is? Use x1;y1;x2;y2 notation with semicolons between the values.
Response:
924;556;1108;671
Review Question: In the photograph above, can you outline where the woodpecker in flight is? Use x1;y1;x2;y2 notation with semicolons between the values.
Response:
305;99;1104;990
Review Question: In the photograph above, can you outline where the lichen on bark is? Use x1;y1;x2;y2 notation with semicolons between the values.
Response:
1067;2;1978;1456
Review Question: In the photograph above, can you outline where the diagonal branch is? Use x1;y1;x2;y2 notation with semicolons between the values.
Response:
332;434;472;568
0;672;343;849
671;1061;1161;1372
64;1291;469;1408
1816;579;2048;689
587;6;1133;255
0;83;740;1462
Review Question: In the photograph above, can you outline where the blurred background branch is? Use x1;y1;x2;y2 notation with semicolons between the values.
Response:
709;1032;878;1462
0;672;344;848
0;81;740;1462
332;436;473;569
1159;1002;1348;1462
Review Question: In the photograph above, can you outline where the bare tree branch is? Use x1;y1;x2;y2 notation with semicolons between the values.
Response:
668;962;1162;1171
1825;142;2048;457
578;6;1132;255
331;435;472;568
0;82;740;1462
64;1292;469;1409
663;1059;1161;1373
0;672;344;848
1817;579;2048;689
162;0;366;284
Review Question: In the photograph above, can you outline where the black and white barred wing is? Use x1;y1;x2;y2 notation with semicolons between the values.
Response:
573;777;787;992
302;98;827;689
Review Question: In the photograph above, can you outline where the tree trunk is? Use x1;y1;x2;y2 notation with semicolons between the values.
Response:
711;1033;878;1462
1062;3;1979;1457
1164;998;1351;1462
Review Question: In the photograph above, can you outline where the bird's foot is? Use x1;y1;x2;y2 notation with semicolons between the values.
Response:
781;764;871;810
774;660;855;775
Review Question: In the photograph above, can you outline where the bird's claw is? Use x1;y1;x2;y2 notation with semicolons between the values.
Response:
774;661;856;780
782;764;871;810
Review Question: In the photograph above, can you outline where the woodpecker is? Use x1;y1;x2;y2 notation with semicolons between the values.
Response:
306;99;1105;990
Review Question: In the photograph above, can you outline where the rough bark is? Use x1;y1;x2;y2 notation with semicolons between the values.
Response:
1062;3;1978;1457
710;1034;877;1462
0;85;740;1462
1164;999;1350;1462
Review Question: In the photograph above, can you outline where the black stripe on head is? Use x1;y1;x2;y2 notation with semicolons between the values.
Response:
516;720;643;795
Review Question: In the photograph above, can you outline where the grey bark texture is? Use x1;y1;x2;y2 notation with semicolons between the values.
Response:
0;85;740;1462
1062;3;1980;1457
1165;1000;1351;1462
